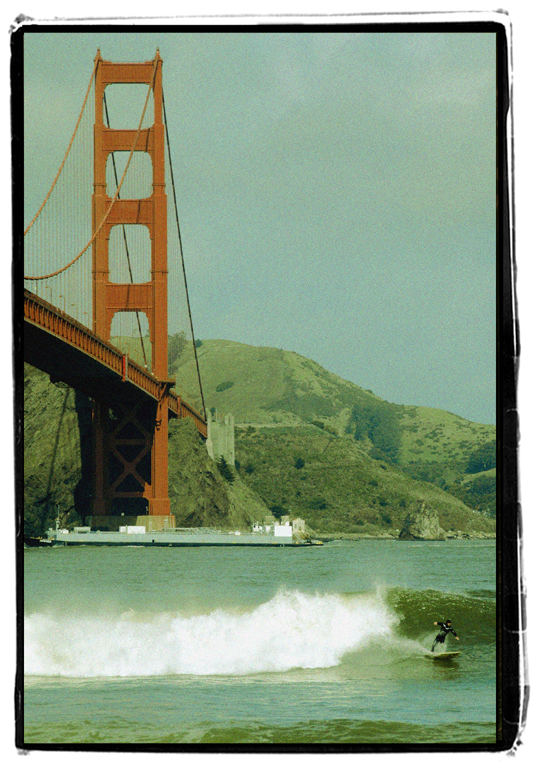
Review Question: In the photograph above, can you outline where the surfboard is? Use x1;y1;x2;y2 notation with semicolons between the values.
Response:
426;651;461;660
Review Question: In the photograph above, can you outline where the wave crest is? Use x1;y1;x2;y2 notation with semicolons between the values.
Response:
25;589;396;678
387;587;495;644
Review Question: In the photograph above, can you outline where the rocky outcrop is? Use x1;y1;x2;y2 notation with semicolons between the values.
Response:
399;501;446;540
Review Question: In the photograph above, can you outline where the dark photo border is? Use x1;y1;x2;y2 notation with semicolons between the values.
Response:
12;16;522;753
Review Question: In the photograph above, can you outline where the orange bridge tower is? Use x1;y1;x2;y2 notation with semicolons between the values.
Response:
91;50;174;524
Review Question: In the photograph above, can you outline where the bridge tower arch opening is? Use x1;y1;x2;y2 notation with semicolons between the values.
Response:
92;50;174;521
108;224;152;284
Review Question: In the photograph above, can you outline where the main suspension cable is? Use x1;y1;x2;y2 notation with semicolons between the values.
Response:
163;91;207;421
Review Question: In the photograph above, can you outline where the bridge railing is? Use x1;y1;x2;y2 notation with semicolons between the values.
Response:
24;289;207;437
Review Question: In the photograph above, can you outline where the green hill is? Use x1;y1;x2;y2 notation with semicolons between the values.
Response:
233;423;492;537
171;339;495;535
174;340;495;486
174;338;387;425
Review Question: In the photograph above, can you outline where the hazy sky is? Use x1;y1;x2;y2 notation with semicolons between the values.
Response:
23;27;497;424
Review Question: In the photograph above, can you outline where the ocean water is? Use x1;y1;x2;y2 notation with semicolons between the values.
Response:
23;540;496;745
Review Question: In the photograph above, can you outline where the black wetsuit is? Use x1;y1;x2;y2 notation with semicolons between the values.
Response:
431;621;457;652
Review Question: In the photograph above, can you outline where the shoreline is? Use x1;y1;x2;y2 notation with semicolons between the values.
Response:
314;532;496;542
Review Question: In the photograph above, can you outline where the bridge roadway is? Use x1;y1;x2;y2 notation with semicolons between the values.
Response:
23;289;207;437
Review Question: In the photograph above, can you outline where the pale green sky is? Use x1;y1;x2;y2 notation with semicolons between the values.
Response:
22;28;497;424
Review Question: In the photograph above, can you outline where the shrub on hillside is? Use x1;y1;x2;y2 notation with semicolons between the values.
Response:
465;440;496;473
450;474;496;514
168;332;187;371
217;456;234;483
270;505;288;520
347;401;401;462
216;380;234;392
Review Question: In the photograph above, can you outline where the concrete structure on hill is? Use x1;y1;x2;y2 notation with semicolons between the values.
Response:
206;411;235;467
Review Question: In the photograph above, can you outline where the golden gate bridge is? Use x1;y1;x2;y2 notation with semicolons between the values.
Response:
23;50;207;528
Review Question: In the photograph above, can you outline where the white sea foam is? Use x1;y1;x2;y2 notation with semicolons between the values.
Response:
24;589;397;678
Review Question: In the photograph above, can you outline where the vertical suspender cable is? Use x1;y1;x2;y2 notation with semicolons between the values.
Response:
24;58;99;236
162;92;206;420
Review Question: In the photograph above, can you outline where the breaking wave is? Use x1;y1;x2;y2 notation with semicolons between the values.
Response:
25;589;396;678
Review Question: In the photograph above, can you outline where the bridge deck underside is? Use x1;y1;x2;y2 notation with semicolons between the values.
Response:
23;291;207;437
25;318;159;414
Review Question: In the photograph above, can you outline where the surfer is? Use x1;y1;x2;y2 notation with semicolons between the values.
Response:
431;619;459;652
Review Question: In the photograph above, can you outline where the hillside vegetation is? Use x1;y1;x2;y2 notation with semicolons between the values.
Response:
233;424;491;537
173;339;495;509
